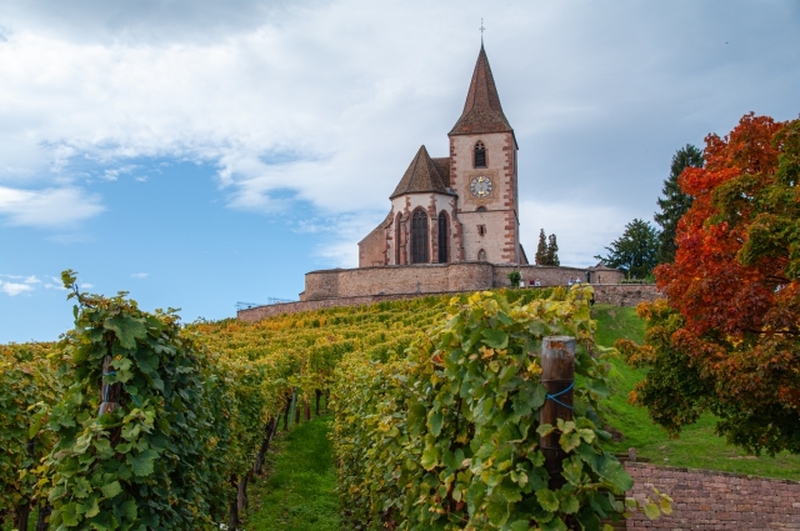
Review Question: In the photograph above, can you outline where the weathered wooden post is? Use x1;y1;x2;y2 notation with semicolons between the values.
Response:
539;336;575;490
99;355;122;415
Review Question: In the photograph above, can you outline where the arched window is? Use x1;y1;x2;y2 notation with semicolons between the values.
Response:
411;209;429;264
437;211;449;264
477;249;487;262
474;141;486;168
395;212;403;265
476;206;487;212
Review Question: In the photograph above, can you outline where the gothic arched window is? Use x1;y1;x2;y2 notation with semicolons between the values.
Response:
395;212;403;265
437;211;449;264
411;209;429;264
474;141;486;168
477;249;487;262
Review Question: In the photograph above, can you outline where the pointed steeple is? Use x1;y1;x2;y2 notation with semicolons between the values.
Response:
449;44;513;136
390;145;452;199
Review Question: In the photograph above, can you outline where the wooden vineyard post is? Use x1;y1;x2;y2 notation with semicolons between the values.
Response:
539;336;575;490
99;355;122;416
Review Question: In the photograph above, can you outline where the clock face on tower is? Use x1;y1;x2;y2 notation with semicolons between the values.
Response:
470;175;493;198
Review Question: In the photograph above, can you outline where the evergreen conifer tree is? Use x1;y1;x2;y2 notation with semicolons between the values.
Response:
535;229;548;265
655;144;704;264
546;234;560;266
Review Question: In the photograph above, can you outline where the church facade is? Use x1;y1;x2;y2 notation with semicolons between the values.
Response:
293;45;625;303
358;44;527;268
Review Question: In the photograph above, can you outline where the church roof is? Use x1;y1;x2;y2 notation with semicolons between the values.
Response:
431;157;451;188
449;44;513;136
390;145;454;199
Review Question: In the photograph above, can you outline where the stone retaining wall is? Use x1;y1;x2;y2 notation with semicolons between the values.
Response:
625;462;800;529
301;262;627;301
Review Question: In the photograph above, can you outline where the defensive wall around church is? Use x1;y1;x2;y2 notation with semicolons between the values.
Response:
299;262;628;302
624;462;800;529
237;263;658;322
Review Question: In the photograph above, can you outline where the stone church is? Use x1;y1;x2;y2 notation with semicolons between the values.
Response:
290;44;626;304
358;44;527;268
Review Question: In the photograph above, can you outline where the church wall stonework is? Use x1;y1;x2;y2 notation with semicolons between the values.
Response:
299;262;630;302
358;219;388;267
450;132;518;264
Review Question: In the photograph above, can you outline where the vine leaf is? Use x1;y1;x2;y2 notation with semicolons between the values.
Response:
104;316;147;349
100;480;123;499
536;488;559;512
128;448;158;477
482;329;508;349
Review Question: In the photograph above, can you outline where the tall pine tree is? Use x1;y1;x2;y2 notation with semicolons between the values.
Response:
654;144;704;264
535;229;548;265
546;234;560;266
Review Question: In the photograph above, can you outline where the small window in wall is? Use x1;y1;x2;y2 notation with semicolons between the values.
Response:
474;141;486;168
477;224;487;237
477;249;487;262
476;206;487;212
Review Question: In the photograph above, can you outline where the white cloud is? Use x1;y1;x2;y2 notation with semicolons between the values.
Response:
0;281;34;296
0;274;41;296
0;0;798;259
131;273;149;279
0;186;105;227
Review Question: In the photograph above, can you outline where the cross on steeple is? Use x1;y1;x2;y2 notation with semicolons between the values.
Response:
480;18;485;44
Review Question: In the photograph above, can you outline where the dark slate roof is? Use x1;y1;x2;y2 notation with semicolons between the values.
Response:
390;145;454;199
449;44;513;136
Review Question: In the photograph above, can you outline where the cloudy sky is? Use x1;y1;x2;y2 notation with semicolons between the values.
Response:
1;0;798;343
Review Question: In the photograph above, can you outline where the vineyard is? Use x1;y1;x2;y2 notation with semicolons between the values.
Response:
1;271;668;531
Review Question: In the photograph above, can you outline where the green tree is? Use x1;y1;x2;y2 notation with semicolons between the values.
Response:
535;229;548;265
535;229;560;266
654;144;703;264
546;233;560;266
596;219;659;279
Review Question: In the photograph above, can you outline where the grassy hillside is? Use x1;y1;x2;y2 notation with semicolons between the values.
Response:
592;303;800;480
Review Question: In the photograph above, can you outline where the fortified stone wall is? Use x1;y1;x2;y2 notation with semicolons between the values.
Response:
301;262;626;301
624;462;800;529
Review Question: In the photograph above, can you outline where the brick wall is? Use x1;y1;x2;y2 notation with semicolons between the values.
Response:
593;284;659;307
625;462;800;529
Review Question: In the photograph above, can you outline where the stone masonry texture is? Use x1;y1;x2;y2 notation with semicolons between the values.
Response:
625;462;800;530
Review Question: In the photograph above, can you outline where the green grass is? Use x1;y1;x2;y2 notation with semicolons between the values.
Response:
244;416;341;531
592;303;800;481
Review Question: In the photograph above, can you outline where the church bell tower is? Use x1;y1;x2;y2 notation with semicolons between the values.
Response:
448;44;522;264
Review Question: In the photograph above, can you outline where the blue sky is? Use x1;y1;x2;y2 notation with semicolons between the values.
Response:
1;0;799;343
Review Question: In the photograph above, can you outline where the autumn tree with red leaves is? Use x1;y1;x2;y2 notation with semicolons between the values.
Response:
619;113;800;455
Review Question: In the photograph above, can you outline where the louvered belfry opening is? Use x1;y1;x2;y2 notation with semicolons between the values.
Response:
411;209;429;264
474;141;486;168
